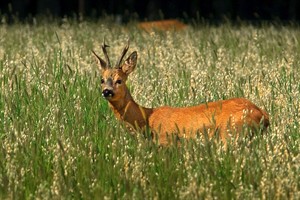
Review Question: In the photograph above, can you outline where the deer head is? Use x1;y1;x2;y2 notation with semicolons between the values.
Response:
92;41;138;102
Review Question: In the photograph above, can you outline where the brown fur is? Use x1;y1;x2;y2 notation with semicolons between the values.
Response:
93;43;269;146
138;19;187;32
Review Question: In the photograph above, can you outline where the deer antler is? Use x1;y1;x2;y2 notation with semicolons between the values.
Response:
116;40;130;68
102;40;111;68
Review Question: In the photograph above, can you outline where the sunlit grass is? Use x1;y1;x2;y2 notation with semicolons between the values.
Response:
0;18;299;199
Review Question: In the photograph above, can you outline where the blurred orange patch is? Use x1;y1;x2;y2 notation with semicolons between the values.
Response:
138;19;187;32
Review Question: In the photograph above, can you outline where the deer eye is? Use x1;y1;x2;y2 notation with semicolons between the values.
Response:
101;79;104;84
116;80;122;84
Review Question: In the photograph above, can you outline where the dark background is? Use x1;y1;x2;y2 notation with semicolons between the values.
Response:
1;0;300;22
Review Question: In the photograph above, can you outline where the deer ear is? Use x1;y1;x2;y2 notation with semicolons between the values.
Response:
92;50;107;71
120;51;137;75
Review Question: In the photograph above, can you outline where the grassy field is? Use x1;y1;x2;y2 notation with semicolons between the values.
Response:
0;18;299;199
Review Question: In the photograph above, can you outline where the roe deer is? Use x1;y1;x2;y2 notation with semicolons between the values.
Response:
138;19;187;32
92;42;269;145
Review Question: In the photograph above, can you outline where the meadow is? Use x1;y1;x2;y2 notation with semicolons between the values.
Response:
0;18;299;199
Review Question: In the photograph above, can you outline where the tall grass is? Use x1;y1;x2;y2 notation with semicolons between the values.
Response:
0;18;299;199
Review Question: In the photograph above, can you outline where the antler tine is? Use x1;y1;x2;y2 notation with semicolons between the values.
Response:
116;40;130;68
102;40;111;68
91;49;101;62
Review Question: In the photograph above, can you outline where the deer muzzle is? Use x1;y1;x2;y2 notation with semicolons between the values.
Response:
102;89;114;98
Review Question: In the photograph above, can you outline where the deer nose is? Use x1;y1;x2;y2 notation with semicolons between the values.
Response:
102;89;114;98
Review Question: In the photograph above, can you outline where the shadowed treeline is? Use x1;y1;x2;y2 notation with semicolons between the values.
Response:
0;0;300;22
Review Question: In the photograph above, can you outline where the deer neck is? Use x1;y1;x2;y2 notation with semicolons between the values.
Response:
108;87;153;131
